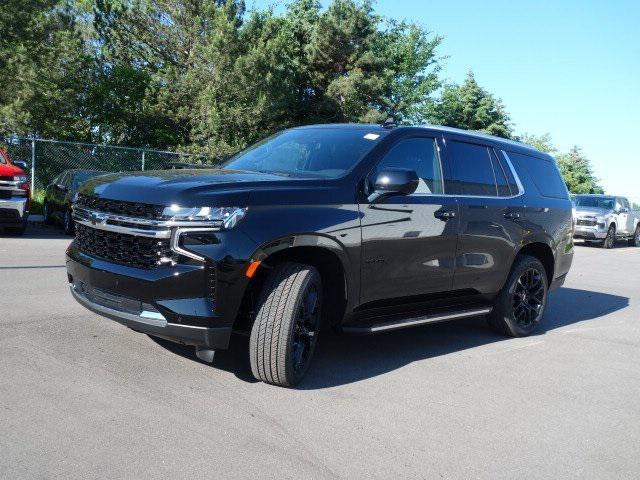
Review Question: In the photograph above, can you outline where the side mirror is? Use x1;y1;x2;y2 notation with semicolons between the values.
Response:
618;207;629;214
368;168;419;204
13;161;29;170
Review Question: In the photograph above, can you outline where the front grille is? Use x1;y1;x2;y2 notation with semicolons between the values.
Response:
0;190;12;199
0;176;14;181
76;194;164;219
75;223;176;268
577;218;597;226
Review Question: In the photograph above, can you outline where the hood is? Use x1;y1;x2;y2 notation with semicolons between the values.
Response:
574;206;612;217
0;162;26;177
79;168;342;207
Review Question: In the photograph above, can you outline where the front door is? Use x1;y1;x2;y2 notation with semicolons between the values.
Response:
359;135;459;306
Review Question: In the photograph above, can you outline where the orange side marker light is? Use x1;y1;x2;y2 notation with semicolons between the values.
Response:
245;260;262;278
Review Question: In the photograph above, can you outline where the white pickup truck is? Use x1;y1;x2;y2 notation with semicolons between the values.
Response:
572;195;640;248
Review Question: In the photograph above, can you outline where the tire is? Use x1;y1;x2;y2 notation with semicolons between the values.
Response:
42;202;53;225
487;255;548;337
63;208;75;235
629;224;640;247
601;225;615;249
249;262;322;387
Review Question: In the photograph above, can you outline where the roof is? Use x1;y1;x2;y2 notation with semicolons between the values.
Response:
292;123;543;155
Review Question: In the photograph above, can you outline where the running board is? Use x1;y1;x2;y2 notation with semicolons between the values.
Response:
343;307;493;334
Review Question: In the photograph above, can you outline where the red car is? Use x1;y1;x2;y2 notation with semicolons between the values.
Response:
0;147;30;235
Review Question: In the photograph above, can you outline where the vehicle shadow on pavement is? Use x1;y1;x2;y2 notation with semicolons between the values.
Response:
152;287;629;389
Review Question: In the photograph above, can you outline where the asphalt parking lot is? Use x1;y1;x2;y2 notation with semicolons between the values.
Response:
1;226;639;479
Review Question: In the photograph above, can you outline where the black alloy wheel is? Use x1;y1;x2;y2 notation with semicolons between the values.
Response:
487;254;548;337
291;283;321;374
512;268;545;329
249;262;322;387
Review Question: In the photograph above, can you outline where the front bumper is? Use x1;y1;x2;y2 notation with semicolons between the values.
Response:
0;197;29;226
66;249;233;349
573;225;607;240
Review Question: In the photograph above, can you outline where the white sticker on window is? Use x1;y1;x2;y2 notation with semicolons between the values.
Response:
364;133;380;140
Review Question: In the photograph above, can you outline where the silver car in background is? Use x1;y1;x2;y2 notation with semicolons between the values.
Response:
572;194;640;248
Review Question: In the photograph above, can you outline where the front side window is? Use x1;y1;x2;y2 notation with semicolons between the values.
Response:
446;141;497;196
373;137;444;194
224;128;388;178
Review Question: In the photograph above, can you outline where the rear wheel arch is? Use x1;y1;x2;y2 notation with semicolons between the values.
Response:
515;242;555;286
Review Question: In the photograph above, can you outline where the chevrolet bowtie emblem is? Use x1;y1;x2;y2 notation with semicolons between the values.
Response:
89;212;107;226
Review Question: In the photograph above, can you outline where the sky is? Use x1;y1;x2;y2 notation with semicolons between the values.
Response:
249;0;640;200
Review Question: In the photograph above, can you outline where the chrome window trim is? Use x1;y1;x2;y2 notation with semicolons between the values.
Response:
500;150;525;197
399;141;525;201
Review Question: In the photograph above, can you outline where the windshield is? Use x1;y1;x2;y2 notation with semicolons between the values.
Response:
72;171;104;189
574;196;615;210
223;128;388;178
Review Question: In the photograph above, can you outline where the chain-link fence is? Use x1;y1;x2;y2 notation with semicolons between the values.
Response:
1;137;213;191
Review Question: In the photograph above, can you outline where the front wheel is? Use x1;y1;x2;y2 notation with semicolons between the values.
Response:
602;225;615;249
63;208;74;235
249;262;322;387
42;202;53;225
629;224;640;247
487;255;548;337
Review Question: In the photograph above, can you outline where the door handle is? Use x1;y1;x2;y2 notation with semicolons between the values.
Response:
504;212;521;220
434;210;456;220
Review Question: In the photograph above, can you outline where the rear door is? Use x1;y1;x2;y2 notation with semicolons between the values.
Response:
442;137;525;295
359;134;459;306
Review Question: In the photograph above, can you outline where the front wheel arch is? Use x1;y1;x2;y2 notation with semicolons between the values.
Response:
236;244;349;332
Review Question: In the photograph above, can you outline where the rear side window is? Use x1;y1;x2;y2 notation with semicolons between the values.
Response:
508;152;568;199
494;150;520;195
445;141;497;196
375;137;444;194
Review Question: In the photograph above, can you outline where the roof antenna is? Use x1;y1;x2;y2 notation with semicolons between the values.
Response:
382;117;397;129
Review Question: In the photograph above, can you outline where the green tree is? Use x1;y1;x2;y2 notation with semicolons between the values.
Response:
556;146;604;194
518;132;556;154
427;71;512;138
0;0;94;139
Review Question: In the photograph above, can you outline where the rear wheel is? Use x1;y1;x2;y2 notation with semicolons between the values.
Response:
488;255;548;337
629;224;640;247
602;225;615;249
249;262;322;387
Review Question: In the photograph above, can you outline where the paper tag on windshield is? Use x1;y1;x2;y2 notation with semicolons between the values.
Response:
364;133;380;140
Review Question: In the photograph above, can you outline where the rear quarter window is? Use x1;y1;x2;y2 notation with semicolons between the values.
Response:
507;151;568;200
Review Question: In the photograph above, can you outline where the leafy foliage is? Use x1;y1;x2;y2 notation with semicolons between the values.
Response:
428;71;512;138
556;146;604;194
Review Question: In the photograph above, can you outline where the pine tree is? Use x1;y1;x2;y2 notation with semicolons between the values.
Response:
428;71;512;138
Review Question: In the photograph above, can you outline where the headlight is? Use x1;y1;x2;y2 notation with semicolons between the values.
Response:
162;205;247;229
13;175;28;182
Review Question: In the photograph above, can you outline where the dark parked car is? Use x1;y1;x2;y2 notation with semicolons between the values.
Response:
43;170;107;234
66;124;574;387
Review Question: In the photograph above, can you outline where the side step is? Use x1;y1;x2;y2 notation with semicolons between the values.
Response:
343;307;492;334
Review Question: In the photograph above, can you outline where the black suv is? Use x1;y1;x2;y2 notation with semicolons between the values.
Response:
66;124;574;386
